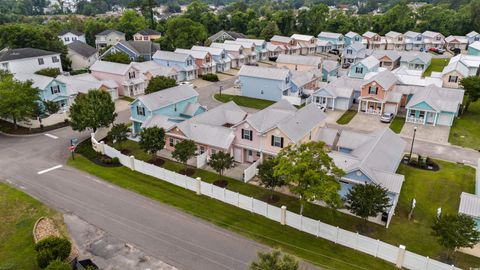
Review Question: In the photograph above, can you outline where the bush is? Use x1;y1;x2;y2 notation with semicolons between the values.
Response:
99;156;119;165
45;259;71;270
35;68;61;77
35;236;71;268
201;73;219;82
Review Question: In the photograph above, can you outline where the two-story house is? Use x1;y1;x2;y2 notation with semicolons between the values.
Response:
399;51;432;72
404;31;424;51
224;40;257;65
152;50;197;81
133;29;161;41
318;32;345;50
238;65;292;102
467;31;480;45
58;30;86;45
130;85;206;135
236;38;268;61
207;30;247;43
13;73;70;111
165;101;247;156
174;48;215;75
102;40;160;61
385;31;405;51
290;34;318;55
445;35;468;51
57;73;119;101
232;100;327;163
132;61;178;82
266;43;286;60
191;46;232;73
311;76;358;111
363;31;385;50
95;29;126;50
210;42;246;68
90;60;146;97
270;35;301;55
344;31;363;46
322;60;340;82
422;31;445;50
357;70;399;115
440;54;480;88
67;41;99;70
342;43;367;65
0;48;63;74
348;56;380;79
275;54;321;71
371;50;401;70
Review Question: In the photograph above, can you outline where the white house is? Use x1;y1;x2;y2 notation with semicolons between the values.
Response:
0;48;63;74
95;29;126;50
67;41;99;70
58;30;86;45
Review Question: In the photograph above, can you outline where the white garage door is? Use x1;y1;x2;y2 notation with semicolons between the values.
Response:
110;89;119;101
384;104;397;114
436;113;453;126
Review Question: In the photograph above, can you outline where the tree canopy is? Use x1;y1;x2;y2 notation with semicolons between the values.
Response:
345;183;391;225
69;90;117;132
145;76;177;94
460;76;480;113
159;17;208;51
103;51;132;64
208;151;234;177
139;127;166;154
172;139;197;170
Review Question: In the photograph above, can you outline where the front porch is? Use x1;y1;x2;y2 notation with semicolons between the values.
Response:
357;99;384;115
312;95;336;110
405;108;439;126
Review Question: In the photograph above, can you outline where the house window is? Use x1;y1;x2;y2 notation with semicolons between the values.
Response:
64;37;70;41
128;71;136;79
50;85;60;94
355;67;363;74
271;135;283;148
368;86;378;95
398;37;403;41
1;62;8;70
38;58;44;65
52;56;59;63
419;111;425;119
136;106;145;116
144;36;148;40
199;146;205;154
436;36;441;41
174;104;177;112
416;37;422;41
169;137;174;147
448;75;458;83
475;37;480;41
346;49;352;54
256;151;261;157
241;129;253;141
285;76;290;83
72;37;77;41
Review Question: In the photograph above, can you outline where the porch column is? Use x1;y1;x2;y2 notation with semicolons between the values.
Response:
433;112;438;127
380;102;384;114
423;112;427;125
357;100;361;112
332;98;336;110
406;108;410;122
366;101;369;113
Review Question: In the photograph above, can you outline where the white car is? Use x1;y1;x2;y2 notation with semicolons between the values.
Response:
179;81;196;88
380;113;394;123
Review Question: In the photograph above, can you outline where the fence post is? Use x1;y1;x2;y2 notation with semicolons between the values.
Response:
237;192;240;207
335;226;339;244
99;141;105;155
129;156;135;171
280;205;287;225
375;239;380;257
395;245;406;268
355;232;359;250
196;177;201;195
316;220;320;237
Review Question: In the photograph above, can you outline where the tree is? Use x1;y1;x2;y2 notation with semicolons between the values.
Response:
103;51;132;64
0;71;40;129
185;0;209;22
160;17;207;51
257;158;283;200
431;214;480;260
45;259;71;270
208;151;234;178
260;21;280;40
274;141;344;215
69;90;117;132
345;183;391;226
35;68;61;77
172;140;197;171
117;9;148;40
250;249;299;270
35;236;71;268
108;123;129;144
460;76;480;113
43;100;60;115
145;76;177;94
139;127;165;155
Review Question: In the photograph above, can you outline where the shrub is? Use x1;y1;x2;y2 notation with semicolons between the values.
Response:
35;68;61;77
45;259;71;270
201;73;219;82
35;236;71;268
111;157;120;164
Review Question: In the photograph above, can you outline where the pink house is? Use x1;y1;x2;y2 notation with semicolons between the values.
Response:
90;60;147;97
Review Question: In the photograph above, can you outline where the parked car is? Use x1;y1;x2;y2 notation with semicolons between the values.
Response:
179;81;197;88
245;62;259;66
315;103;327;112
380;113;394;123
341;62;351;69
328;49;340;55
428;47;445;55
451;48;461;55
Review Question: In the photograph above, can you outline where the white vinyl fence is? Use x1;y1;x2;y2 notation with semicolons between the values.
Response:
90;132;461;270
243;159;261;183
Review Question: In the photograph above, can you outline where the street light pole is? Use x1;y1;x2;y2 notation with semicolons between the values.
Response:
409;126;417;162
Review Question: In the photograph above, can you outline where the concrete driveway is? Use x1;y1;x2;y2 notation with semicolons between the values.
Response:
324;110;344;124
346;113;390;132
400;123;451;145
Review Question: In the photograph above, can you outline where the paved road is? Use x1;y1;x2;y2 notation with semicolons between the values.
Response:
0;128;322;270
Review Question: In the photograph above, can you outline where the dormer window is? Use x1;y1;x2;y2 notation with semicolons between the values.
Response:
436;36;441;41
50;85;60;94
128;71;136;79
65;37;70;41
136;106;145;116
239;49;243;55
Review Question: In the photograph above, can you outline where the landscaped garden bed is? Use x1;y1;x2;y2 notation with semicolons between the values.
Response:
0;119;69;135
402;154;440;171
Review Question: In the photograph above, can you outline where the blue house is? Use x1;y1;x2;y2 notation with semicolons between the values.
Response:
341;43;367;65
321;60;340;82
318;32;345;50
13;73;70;111
344;31;363;46
152;50;198;81
459;192;480;230
130;85;206;134
238;65;292;102
348;56;380;79
102;40;160;61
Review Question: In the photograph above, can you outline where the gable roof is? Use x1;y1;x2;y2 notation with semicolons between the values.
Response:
445;35;468;43
153;50;191;62
136;29;161;36
400;51;432;64
96;29;125;36
67;40;98;58
59;29;84;36
175;48;209;59
422;30;442;38
359;55;380;70
277;103;327;142
470;41;480;51
0;48;59;62
236;38;266;46
404;31;421;39
210;42;244;52
245;99;297;133
385;31;402;39
238;65;290;80
459;192;480;217
117;40;160;56
365;70;397;89
270;35;293;43
363;31;378;38
467;31;480;38
406;84;464;113
322;60;340;72
372;50;400;61
276;54;321;67
208;30;247;41
442;60;470;77
318;32;343;39
13;73;55;89
191;46;226;56
187;101;246;127
132;61;177;77
90;60;135;75
136;85;198;111
291;34;315;41
345;31;360;38
348;42;366;51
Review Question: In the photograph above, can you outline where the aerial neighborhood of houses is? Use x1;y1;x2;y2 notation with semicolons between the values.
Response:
3;23;480;270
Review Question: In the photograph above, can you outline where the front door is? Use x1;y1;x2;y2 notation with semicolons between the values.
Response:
247;150;254;162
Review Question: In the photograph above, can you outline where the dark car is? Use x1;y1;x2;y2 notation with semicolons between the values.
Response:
451;48;461;55
341;62;351;69
328;49;340;55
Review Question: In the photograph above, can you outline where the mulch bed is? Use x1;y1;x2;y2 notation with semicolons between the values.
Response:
148;157;165;166
120;149;132;155
0;119;69;135
261;194;280;204
179;168;195;176
213;179;229;188
402;157;440;171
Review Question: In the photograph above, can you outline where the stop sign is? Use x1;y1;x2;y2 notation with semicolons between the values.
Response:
69;145;75;152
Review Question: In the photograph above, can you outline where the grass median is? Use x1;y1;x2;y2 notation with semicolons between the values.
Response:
68;154;396;270
449;100;480;150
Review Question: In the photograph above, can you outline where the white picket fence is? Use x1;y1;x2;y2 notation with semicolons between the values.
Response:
243;159;262;183
90;133;461;270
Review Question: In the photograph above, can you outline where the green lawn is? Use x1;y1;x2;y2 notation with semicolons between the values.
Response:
78;139;480;268
449;100;480;150
214;94;274;110
0;183;65;270
423;58;450;77
389;117;405;134
336;110;357;125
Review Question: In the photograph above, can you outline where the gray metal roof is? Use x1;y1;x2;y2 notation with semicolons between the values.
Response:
322;60;340;72
153;50;191;62
270;35;293;43
315;127;339;147
13;73;55;89
359;55;380;70
189;101;247;127
345;31;360;38
238;65;290;81
67;40;98;57
318;32;343;39
372;50;400;62
365;70;397;90
277;103;327;142
136;29;161;36
245;99;297;133
136;85;198;111
406;84;464;113
118;40;160;56
96;29;125;36
0;48;58;62
399;51;432;64
276;54;322;67
459;192;480;217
